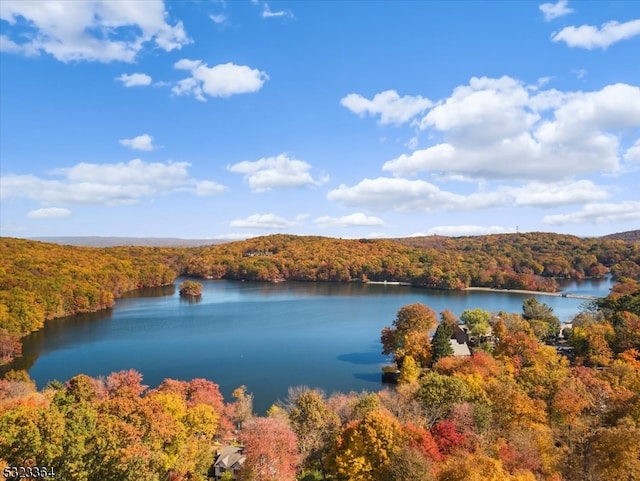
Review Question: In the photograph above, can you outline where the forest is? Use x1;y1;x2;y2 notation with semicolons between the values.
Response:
0;278;639;480
1;233;640;365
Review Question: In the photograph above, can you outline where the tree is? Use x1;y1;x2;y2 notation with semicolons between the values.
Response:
179;281;202;297
431;322;454;365
460;308;491;339
230;385;253;431
287;388;339;475
0;328;21;365
329;409;403;481
381;303;438;368
239;417;300;481
398;355;420;384
387;446;435;481
522;299;560;342
416;372;471;427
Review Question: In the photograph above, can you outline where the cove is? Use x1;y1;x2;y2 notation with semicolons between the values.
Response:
10;277;612;413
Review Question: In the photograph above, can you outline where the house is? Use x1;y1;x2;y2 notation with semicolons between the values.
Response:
208;446;245;481
449;338;472;357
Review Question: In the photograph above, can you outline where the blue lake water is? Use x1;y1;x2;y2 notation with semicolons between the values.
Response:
11;278;613;412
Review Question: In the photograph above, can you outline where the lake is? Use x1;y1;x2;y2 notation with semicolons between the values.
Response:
9;277;613;412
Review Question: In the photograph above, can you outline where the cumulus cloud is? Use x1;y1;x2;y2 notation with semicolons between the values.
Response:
314;213;384;228
116;73;152;87
172;59;268;100
193;181;227;196
382;78;640;181
552;19;640;49
119;134;157;151
543;201;640;225
27;207;72;219
624;139;640;163
340;90;433;125
420;225;512;237
230;214;296;229
228;154;328;192
0;159;225;206
0;0;190;63
327;177;610;213
539;0;573;22
507;180;609;207
327;177;503;212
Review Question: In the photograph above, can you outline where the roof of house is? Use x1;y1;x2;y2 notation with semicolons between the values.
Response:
449;338;472;357
214;446;245;470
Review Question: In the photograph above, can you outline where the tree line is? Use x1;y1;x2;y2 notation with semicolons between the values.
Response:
2;233;639;364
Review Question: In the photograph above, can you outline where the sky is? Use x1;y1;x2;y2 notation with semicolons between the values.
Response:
1;0;639;240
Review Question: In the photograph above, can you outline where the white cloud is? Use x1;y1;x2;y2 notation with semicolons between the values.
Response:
116;73;152;87
314;213;385;228
0;0;190;63
624;139;640;163
382;79;640;181
539;0;573;22
230;214;295;229
172;59;268;100
552;19;640;49
327;177;503;212
0;159;225;206
119;134;157;151
421;225;512;237
543;201;640;225
327;177;610;213
340;90;433;125
228;154;328;192
193;181;227;196
210;14;227;24
507;180;609;207
27;207;72;219
0;34;38;55
262;3;294;19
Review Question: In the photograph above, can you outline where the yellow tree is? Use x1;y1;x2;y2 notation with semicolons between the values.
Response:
329;409;403;481
381;303;438;368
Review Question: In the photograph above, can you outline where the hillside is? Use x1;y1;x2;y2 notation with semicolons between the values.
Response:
1;232;640;364
600;229;640;242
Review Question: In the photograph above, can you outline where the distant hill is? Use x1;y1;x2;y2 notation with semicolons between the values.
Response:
600;230;640;242
31;236;229;247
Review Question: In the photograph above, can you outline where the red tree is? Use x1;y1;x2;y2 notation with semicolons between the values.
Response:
239;417;300;481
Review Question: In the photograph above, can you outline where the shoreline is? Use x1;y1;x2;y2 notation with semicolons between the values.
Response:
463;286;597;300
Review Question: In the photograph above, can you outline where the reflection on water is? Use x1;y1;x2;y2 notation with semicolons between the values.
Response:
120;284;176;298
5;276;614;412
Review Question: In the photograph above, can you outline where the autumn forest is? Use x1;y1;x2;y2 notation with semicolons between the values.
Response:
1;232;640;480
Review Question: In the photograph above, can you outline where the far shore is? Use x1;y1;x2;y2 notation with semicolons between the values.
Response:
463;286;597;300
363;282;599;300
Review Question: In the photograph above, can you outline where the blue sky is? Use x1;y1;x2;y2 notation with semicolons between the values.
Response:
1;0;639;240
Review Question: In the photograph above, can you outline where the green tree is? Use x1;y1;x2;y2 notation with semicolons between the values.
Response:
431;322;454;366
522;298;560;341
460;309;491;337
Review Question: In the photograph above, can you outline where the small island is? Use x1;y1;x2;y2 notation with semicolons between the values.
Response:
179;280;202;297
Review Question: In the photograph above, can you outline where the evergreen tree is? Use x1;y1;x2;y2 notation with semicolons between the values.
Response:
431;323;454;365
